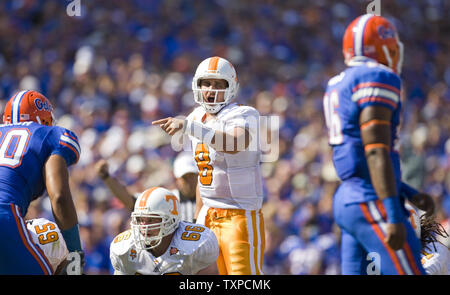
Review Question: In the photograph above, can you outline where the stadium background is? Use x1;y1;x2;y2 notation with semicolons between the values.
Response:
0;0;449;274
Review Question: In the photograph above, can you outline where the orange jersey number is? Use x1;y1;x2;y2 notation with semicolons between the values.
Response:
195;143;213;186
114;230;132;243
34;223;59;245
181;225;205;241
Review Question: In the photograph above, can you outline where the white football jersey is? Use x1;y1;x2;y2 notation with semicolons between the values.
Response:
186;103;263;210
421;241;450;275
26;218;69;272
110;221;218;275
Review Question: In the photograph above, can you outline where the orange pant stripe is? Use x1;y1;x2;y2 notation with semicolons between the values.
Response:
10;204;53;275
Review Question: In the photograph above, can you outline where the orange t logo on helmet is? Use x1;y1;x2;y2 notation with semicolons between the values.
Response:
342;14;404;74
3;90;55;126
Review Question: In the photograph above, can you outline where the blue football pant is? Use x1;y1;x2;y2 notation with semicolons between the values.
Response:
334;198;425;275
0;203;53;275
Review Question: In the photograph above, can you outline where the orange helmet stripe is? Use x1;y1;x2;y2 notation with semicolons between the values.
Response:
138;187;159;208
207;56;220;72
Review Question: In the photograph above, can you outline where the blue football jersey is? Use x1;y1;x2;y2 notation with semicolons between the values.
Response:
323;57;402;204
0;121;80;216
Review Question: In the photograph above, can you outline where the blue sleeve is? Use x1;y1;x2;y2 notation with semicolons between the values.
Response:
399;182;419;200
352;69;401;111
47;127;81;167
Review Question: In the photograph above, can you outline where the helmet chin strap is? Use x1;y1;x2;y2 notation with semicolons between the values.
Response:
382;45;394;70
143;233;163;250
382;42;403;75
134;224;164;250
396;38;404;75
51;112;57;126
203;102;226;114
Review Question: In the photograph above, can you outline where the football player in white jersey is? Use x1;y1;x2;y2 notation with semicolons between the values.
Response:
110;186;218;275
26;218;69;274
405;202;450;275
152;56;266;275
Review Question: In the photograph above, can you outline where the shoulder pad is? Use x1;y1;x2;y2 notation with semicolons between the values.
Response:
110;230;134;256
48;126;81;166
327;72;346;87
222;104;259;120
172;222;212;255
187;106;205;122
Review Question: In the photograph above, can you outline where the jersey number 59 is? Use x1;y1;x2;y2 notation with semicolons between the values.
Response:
34;222;59;245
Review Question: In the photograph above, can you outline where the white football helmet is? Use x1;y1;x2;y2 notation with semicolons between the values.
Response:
131;187;181;250
192;56;239;114
405;202;421;239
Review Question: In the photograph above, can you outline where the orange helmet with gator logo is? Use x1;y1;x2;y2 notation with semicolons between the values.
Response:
3;90;55;126
343;14;404;74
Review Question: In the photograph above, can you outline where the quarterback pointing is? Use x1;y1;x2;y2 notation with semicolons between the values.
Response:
153;56;265;275
110;187;218;275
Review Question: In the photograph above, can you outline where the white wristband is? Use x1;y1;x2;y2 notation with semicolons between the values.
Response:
183;119;215;145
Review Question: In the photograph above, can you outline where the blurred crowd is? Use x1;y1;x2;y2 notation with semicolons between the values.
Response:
0;0;449;274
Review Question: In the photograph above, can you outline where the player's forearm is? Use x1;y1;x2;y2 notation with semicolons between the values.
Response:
48;184;83;253
365;148;404;224
184;119;249;154
45;155;82;252
44;155;78;230
194;184;203;221
365;149;398;200
50;192;79;230
103;177;135;211
210;130;249;154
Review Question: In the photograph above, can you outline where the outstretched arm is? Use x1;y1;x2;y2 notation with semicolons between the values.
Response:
152;117;250;154
95;159;135;212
